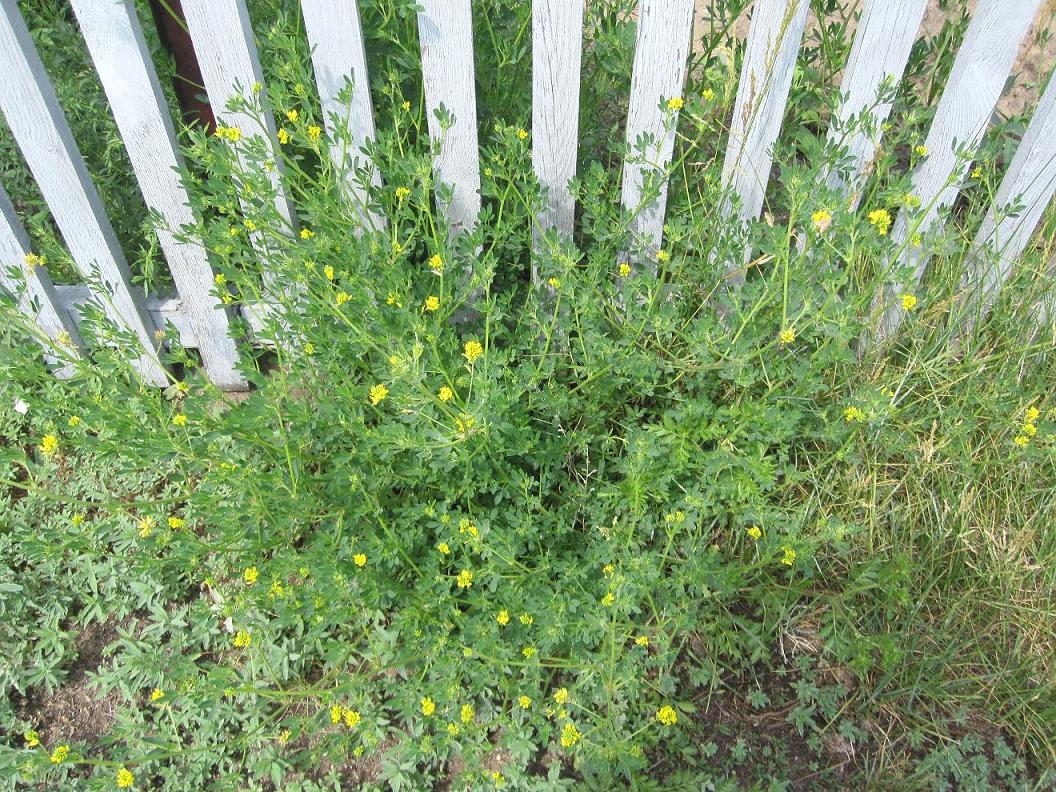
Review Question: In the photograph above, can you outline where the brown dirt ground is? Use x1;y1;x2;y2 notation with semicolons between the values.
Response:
694;0;1056;118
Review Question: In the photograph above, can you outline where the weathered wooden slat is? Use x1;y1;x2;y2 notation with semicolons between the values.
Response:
417;0;481;236
0;184;81;378
72;0;246;391
53;284;273;350
301;0;383;232
826;0;928;203
620;0;695;268
182;0;297;250
532;0;584;251
959;75;1056;329
0;0;166;385
871;0;1043;345
721;0;809;279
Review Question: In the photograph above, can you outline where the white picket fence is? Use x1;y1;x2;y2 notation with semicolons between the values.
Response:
1;0;1054;391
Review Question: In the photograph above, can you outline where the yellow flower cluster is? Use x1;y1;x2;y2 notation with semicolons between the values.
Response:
421;697;436;716
39;434;59;456
137;517;156;539
116;767;134;788
353;553;367;567
868;208;892;235
781;546;796;566
214;126;242;142
460;704;474;724
456;569;474;589
437;542;451;555
656;705;678;726
463;341;484;364
233;629;252;648
497;609;510;626
24;251;45;272
150;688;165;703
424;295;440;312
560;722;581;748
746;525;762;541
778;328;795;345
1014;406;1041;447
618;262;632;277
811;209;832;233
395;186;410;201
666;96;684;111
843;406;866;424
50;744;69;764
439;386;454;402
369;384;389;406
243;566;259;585
900;293;917;311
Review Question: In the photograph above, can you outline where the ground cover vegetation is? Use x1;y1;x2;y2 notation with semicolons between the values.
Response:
1;0;1055;789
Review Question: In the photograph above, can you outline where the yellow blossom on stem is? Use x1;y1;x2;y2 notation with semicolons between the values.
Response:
137;517;156;539
300;228;315;240
438;386;454;402
172;414;187;427
656;705;678;726
429;254;444;274
843;406;866;424
353;553;367;567
868;208;892;235
560;722;581;748
656;249;671;263
369;384;389;406
666;96;684;111
463;341;484;364
517;128;529;140
778;328;795;345
343;709;361;728
50;744;69;764
900;293;917;311
553;688;569;705
618;262;631;277
518;695;531;709
39;434;59;456
277;128;290;144
497;609;510;626
116;767;134;788
811;209;832;233
395;186;410;201
243;566;259;585
421;697;436;716
150;688;165;702
460;704;474;724
746;525;762;540
286;109;298;122
307;125;321;141
425;295;440;312
456;569;474;589
233;629;252;648
437;542;451;555
635;635;649;647
781;546;796;566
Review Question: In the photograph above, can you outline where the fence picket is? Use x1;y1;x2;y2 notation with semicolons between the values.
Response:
532;0;584;254
0;0;166;385
620;0;695;269
826;0;927;203
720;0;808;280
72;0;246;391
417;0;481;237
958;76;1056;330
871;0;1043;345
301;0;383;232
182;0;297;268
0;184;81;378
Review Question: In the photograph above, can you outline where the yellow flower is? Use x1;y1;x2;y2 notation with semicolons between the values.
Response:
868;208;892;235
304;342;315;356
497;609;510;626
330;704;343;724
602;564;614;577
843;406;866;424
781;546;796;566
560;722;581;748
277;127;290;144
425;295;440;312
460;704;474;724
1023;423;1038;437
50;744;69;764
517;128;529;140
656;249;670;263
24;729;40;747
307;125;321;141
286;109;299;122
343;708;361;728
243;219;257;232
447;722;460;735
116;767;134;788
150;688;165;702
811;209;832;233
666;96;684;111
635;635;649;647
395;186;410;201
519;613;533;626
554;688;569;705
68;415;81;427
336;291;351;306
911;233;922;247
137;517;156;538
900;293;917;311
421;697;436;716
354;553;367;567
429;253;444;273
522;646;536;658
463;341;484;364
369;384;389;405
618;262;631;277
493;772;505;786
518;695;531;709
914;144;928;157
243;566;259;585
971;167;982;179
455;414;476;433
437;542;451;555
172;414;187;426
24;251;45;272
456;569;473;589
746;525;762;541
602;591;615;607
547;277;560;289
702;87;715;101
903;193;921;208
233;629;252;648
322;265;334;281
402;100;411;111
656;705;678;726
1013;435;1030;447
778;328;795;345
39;434;59;456
438;386;454;402
1025;407;1041;423
463;646;473;657
71;514;85;527
300;228;315;240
